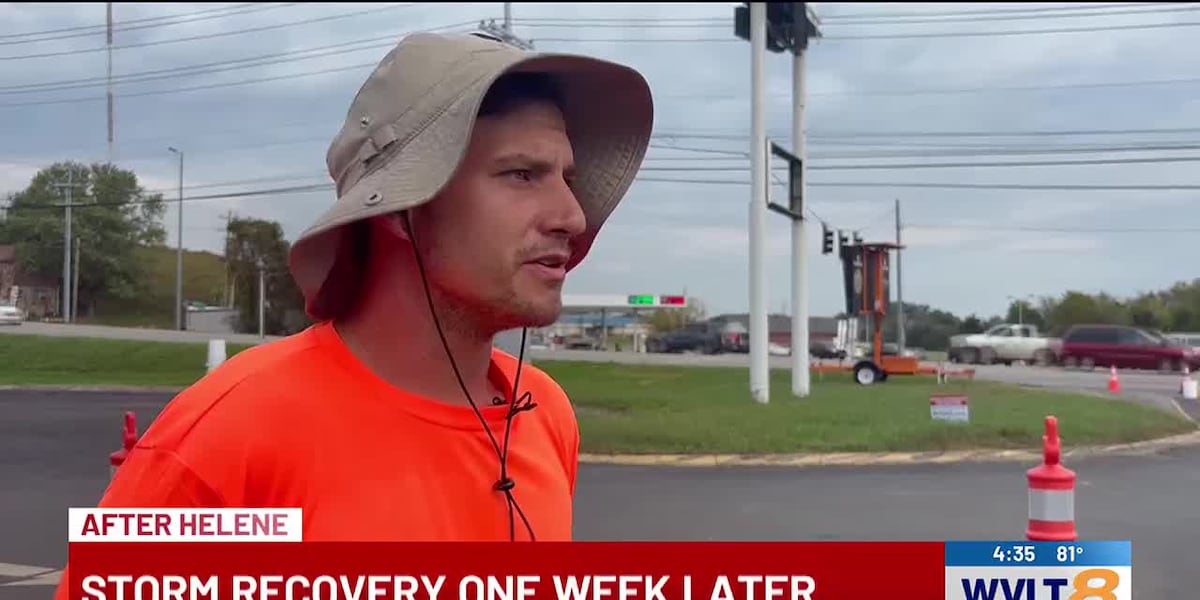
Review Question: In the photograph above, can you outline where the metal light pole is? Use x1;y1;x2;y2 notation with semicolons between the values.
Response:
168;147;184;330
257;258;266;339
789;23;811;398
748;2;769;404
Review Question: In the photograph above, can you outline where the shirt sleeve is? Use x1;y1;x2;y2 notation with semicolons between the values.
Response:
52;446;226;600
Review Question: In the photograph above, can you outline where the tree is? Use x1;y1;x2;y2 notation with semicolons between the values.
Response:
225;216;309;335
1005;300;1045;330
0;161;165;317
643;297;706;333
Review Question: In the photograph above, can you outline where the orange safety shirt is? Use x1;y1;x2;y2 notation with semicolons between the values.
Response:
54;321;579;598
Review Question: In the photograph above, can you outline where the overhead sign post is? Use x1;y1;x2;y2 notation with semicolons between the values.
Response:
736;2;822;402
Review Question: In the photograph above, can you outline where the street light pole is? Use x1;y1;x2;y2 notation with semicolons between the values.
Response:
168;147;184;331
257;259;266;339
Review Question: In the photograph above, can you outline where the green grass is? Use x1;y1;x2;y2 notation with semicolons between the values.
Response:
1;334;1192;454
0;334;251;387
539;362;1196;454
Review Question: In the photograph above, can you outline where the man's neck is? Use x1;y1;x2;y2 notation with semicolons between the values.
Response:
335;291;500;407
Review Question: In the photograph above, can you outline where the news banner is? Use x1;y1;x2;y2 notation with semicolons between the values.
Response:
64;509;1131;600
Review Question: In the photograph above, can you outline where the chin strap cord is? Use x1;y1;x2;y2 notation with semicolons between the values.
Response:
402;212;539;542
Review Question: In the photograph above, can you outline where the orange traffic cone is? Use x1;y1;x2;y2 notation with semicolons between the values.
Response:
1107;365;1120;394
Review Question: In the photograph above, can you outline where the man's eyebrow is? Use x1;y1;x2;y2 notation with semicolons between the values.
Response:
493;152;575;175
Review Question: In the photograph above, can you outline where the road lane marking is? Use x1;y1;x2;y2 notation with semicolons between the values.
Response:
1170;398;1196;423
0;563;61;587
2;570;62;586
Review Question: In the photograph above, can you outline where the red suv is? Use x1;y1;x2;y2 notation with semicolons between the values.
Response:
1058;324;1200;372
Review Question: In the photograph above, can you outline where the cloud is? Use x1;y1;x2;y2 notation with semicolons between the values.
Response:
2;2;1197;317
997;236;1102;255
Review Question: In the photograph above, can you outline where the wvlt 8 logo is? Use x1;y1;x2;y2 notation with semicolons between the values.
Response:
958;567;1124;600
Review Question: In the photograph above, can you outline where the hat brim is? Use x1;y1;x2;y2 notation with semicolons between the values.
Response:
288;50;654;321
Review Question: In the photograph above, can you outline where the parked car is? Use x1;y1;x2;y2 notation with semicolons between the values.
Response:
646;324;723;354
1058;324;1200;372
809;339;846;360
0;303;23;325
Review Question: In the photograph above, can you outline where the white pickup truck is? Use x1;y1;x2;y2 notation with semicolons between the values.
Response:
947;323;1058;366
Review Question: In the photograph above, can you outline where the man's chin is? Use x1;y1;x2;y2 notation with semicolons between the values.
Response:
491;294;562;331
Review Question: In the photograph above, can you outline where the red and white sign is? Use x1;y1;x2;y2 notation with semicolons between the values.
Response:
930;395;969;423
68;508;302;542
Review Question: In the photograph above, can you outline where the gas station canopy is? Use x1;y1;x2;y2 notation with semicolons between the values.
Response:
562;294;688;310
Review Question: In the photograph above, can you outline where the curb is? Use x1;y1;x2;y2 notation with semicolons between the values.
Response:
579;429;1200;468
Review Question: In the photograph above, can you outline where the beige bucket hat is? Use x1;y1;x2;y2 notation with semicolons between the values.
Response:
288;31;654;321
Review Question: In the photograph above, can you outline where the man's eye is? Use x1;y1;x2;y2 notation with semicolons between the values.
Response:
506;169;533;182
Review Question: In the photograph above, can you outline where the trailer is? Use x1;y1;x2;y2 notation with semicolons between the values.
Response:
825;239;974;385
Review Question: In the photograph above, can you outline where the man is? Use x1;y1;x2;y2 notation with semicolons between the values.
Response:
54;29;652;598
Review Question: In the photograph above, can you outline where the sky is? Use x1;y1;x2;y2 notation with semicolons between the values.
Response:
2;2;1199;320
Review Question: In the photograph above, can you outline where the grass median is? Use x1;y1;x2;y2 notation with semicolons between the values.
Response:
2;333;1193;453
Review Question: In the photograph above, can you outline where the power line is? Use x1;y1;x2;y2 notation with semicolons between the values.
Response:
907;223;1200;233
0;3;299;47
817;3;1200;25
0;21;481;108
824;19;1200;40
640;155;1200;171
532;17;1200;43
0;3;261;41
13;177;1200;213
800;142;1200;160
0;4;420;61
802;126;1200;139
0;25;476;94
825;3;1179;19
807;181;1200;191
0;63;378;108
811;75;1200;98
513;3;1198;28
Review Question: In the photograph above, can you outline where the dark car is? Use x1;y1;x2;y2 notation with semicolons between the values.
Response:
1058;324;1200;372
809;339;846;360
646;324;723;354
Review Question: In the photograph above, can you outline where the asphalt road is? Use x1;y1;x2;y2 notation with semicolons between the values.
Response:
2;389;1199;599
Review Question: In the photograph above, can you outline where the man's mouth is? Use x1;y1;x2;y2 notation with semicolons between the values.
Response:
524;252;570;280
526;251;570;269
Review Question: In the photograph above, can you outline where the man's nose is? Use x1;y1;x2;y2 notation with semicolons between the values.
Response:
545;178;587;238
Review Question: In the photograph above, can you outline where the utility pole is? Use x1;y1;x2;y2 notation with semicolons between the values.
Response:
73;236;81;322
479;2;534;49
52;172;74;323
895;198;905;352
106;2;114;163
168;147;184;330
220;210;236;308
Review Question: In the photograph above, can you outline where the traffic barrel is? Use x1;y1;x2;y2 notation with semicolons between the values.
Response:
1026;415;1077;542
108;411;138;480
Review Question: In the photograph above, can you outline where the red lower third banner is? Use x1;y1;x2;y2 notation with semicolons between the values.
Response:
67;542;944;600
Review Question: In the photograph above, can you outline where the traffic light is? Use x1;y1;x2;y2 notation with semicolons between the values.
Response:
853;231;863;245
734;3;821;55
821;223;833;255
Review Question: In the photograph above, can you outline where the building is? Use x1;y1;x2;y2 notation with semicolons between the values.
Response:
706;313;840;349
0;245;60;319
